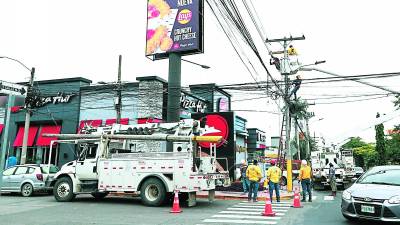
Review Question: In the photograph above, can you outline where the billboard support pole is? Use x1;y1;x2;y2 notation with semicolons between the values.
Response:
0;95;16;194
167;53;182;152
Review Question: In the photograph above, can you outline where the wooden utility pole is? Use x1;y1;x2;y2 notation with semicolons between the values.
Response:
20;67;35;164
116;55;122;124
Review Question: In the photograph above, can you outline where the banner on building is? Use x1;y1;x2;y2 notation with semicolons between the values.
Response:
146;0;204;60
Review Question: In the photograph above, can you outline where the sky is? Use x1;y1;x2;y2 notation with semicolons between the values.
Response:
1;0;400;146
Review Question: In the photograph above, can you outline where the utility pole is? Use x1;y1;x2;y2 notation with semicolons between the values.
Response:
115;55;122;124
305;117;311;160
166;53;181;152
266;35;305;192
20;67;35;164
0;95;15;194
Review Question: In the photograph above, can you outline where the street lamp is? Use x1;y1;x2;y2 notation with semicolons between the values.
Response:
181;59;210;69
0;56;35;165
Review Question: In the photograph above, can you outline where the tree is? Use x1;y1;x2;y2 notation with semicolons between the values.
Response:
386;132;400;165
342;137;366;149
354;144;378;169
375;113;386;165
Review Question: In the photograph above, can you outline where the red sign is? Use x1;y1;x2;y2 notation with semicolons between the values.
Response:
199;114;229;148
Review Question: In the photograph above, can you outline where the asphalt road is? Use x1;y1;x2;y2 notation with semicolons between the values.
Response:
0;191;393;225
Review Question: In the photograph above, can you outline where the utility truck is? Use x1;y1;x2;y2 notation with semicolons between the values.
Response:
311;148;355;190
45;119;230;207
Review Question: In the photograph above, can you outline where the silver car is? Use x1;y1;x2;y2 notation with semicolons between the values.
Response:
341;165;400;222
1;164;59;197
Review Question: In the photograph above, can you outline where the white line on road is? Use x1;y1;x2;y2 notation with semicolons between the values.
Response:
227;207;288;212
239;202;291;207
232;205;290;209
212;214;281;220
313;196;317;200
219;211;285;216
324;196;334;201
203;219;277;224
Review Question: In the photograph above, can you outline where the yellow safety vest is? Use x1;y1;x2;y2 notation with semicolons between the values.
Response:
246;165;262;182
267;166;282;183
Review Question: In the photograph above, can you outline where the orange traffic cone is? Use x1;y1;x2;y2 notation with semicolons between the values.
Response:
170;190;182;213
261;191;276;217
291;188;303;208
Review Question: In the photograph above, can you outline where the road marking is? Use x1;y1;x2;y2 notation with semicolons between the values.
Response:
239;202;291;207
228;207;288;212
232;205;290;209
203;219;277;224
313;196;317;200
324;196;334;201
212;214;281;220
219;211;285;216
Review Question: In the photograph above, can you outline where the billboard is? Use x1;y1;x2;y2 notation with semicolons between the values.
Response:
146;0;204;60
192;112;236;178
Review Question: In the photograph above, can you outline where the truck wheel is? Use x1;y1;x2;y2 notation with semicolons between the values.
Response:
280;177;287;186
54;177;76;202
140;178;166;207
91;192;108;199
21;183;34;197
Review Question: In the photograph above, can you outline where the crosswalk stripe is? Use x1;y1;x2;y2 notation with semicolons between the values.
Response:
313;196;317;200
219;211;285;216
212;214;281;220
228;207;288;212
232;205;290;209
238;202;291;207
203;219;277;224
241;201;291;204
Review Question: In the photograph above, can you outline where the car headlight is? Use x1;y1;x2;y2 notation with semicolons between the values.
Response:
342;190;352;200
388;195;400;204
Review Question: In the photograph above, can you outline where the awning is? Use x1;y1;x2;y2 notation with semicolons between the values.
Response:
36;125;62;146
78;119;102;133
13;126;39;147
105;118;129;125
0;124;4;135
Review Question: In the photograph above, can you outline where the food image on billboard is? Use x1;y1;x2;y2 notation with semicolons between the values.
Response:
146;0;204;60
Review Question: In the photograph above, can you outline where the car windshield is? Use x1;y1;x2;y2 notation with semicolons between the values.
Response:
41;165;59;174
358;169;400;186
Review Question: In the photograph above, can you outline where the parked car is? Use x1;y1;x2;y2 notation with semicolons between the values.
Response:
1;164;59;197
354;166;364;177
341;165;400;223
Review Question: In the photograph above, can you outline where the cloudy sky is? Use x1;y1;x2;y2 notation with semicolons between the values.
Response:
1;0;399;146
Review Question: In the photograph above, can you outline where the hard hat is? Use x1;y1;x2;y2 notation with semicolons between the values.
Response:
301;160;307;165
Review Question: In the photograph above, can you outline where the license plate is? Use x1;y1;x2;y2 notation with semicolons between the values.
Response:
361;205;375;213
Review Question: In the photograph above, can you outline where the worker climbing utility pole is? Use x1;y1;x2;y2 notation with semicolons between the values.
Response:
266;35;305;192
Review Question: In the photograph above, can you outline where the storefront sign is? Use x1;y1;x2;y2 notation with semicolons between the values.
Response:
180;94;207;113
40;93;75;107
217;97;229;112
146;0;204;60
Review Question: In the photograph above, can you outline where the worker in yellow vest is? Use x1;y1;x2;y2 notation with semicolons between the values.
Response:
246;159;262;202
266;160;282;202
299;160;313;202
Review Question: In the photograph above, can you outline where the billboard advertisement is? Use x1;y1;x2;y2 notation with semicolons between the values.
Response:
192;112;236;178
146;0;204;60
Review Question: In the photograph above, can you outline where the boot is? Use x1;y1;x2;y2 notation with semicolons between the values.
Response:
308;195;312;202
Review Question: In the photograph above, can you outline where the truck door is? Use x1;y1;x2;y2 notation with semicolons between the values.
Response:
75;144;98;180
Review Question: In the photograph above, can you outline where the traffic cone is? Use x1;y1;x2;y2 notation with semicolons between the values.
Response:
261;190;276;217
170;190;182;213
291;188;303;208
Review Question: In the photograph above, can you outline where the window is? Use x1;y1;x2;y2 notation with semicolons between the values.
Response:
78;144;98;161
358;169;400;186
27;167;36;174
14;167;28;175
3;167;16;176
41;165;59;174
